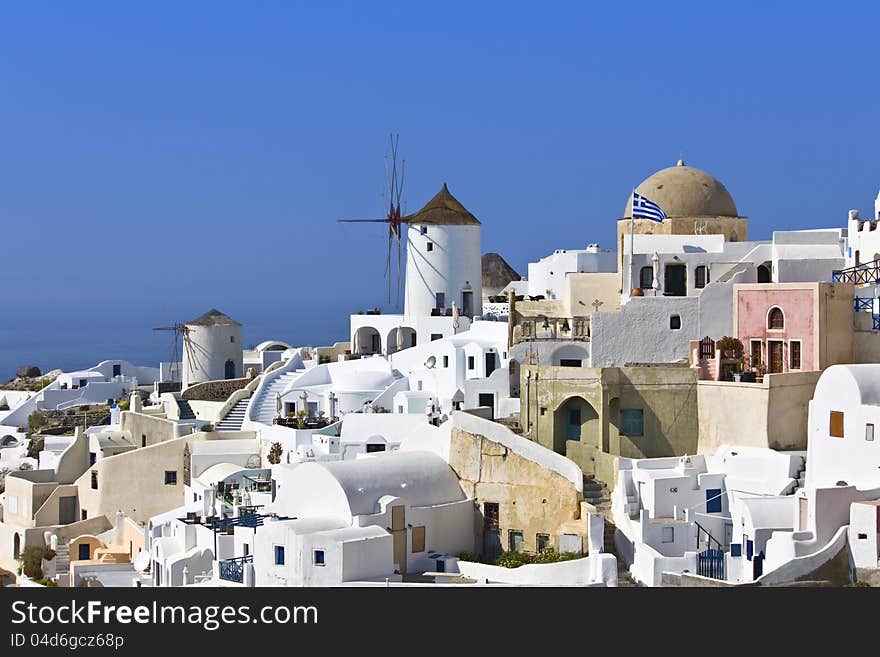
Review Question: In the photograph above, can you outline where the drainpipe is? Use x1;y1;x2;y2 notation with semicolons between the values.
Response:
525;370;531;434
507;289;516;347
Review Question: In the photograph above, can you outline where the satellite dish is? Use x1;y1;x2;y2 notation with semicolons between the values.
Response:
425;356;436;369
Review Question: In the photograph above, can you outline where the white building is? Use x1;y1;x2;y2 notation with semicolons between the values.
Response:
611;446;804;586
182;309;244;389
252;450;473;585
523;245;617;301
404;183;482;319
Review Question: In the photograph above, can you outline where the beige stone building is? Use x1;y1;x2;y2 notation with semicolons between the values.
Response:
446;412;590;557
519;364;699;485
617;160;748;292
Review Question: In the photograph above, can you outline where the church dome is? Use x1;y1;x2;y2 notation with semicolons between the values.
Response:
623;159;739;218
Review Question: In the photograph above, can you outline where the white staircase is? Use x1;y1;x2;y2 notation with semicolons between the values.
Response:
250;372;301;425
216;398;249;432
54;541;70;586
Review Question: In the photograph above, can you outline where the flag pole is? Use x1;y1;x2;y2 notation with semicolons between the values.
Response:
629;189;636;297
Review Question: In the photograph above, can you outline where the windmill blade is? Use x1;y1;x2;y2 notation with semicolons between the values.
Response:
337;218;390;223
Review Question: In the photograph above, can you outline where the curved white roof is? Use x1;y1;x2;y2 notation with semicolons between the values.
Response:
272;450;466;520
256;340;294;352
814;364;880;406
196;462;249;486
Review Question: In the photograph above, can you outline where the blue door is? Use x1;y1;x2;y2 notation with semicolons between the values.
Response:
112;364;121;377
706;488;722;513
566;408;582;440
78;544;90;560
225;360;236;379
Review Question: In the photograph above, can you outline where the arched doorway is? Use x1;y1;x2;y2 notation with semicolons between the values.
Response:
553;396;599;455
386;327;416;354
353;327;382;355
224;359;236;379
757;264;771;283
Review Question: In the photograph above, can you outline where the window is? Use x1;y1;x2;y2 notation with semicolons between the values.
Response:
366;443;385;453
430;333;442;341
313;549;325;566
695;265;709;289
89;452;96;466
639;266;653;290
91;471;98;490
536;534;551;551
164;470;177;485
620;409;644;437
142;434;146;448
829;411;844;438
661;527;674;543
230;335;235;343
508;530;524;552
468;356;475;370
669;315;681;330
274;545;285;565
559;359;582;367
412;526;426;553
443;356;449;368
706;488;722;514
730;543;742;557
789;341;801;370
420;226;427;235
81;510;88;521
426;242;433;252
768;307;784;330
436;292;445;309
750;340;763;368
866;423;874;442
417;380;423;391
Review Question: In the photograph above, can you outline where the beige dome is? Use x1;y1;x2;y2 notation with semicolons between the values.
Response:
624;159;738;218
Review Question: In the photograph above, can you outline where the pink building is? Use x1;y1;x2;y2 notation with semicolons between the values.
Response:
733;282;854;374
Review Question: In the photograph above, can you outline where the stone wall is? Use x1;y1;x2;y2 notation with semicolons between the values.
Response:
449;427;584;556
182;378;250;402
521;364;699;484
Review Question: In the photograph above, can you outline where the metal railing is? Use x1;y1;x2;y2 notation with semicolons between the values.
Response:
219;555;252;583
832;259;880;286
854;297;873;313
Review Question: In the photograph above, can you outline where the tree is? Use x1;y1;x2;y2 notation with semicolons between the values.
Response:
27;411;46;433
267;442;283;465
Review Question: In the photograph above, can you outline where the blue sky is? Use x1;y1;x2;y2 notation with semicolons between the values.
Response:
1;2;878;374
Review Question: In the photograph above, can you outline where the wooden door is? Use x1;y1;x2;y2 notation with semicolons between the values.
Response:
664;264;687;296
798;497;808;532
769;340;784;374
59;496;77;525
391;505;406;574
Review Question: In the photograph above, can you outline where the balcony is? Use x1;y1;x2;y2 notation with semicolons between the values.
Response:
832;259;880;286
219;554;252;584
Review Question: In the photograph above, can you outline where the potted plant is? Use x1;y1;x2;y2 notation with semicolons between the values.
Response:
754;360;767;383
716;336;743;360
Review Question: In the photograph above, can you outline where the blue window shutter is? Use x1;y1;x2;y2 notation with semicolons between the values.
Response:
730;543;742;557
746;539;754;561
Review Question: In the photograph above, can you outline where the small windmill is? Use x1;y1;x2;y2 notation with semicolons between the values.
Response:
338;134;407;306
152;322;201;382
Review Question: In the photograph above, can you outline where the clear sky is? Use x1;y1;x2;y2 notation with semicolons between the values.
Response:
1;2;878;376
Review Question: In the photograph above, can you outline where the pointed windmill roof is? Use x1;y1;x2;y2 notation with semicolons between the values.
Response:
186;308;241;327
403;183;481;226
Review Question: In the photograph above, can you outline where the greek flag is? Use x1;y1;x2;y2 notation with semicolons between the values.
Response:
632;192;667;223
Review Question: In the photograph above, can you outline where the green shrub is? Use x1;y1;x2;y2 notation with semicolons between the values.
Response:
494;551;533;569
26;436;44;460
34;578;58;587
533;547;583;564
19;546;55;579
267;442;283;465
27;411;46;433
457;551;479;562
